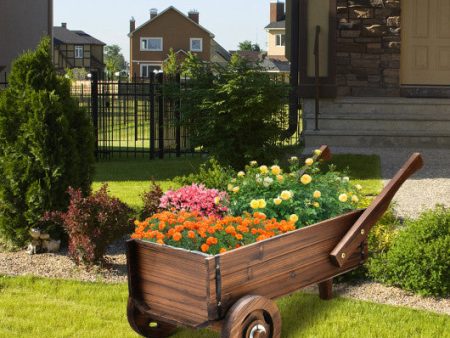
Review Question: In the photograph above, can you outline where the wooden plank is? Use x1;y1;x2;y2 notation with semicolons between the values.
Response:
219;210;364;277
331;153;424;267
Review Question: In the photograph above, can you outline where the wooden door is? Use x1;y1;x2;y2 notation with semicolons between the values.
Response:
401;0;450;85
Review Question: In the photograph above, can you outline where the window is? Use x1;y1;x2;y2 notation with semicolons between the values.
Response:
141;38;163;51
140;64;161;78
190;38;203;52
275;34;286;47
75;45;84;58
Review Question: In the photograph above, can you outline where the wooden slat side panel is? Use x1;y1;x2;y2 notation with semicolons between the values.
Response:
220;210;364;276
129;240;210;326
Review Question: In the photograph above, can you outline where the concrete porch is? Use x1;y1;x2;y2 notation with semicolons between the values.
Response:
303;97;450;148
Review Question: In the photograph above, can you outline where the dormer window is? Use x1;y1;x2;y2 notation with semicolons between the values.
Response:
75;45;84;58
141;38;163;51
190;38;203;52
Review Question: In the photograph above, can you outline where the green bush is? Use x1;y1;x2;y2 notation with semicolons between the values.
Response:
173;158;235;191
0;38;95;246
368;206;450;297
178;54;289;169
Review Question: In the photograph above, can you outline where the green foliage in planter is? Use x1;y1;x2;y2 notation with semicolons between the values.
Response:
0;38;95;246
173;158;236;191
368;206;450;297
177;54;289;169
227;154;363;227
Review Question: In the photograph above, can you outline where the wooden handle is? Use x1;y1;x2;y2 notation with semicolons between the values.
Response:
330;153;424;267
297;145;332;176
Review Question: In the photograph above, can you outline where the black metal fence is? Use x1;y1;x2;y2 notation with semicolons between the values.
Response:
0;72;7;90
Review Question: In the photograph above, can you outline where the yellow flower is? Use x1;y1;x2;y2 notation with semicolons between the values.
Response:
289;214;299;223
305;158;314;166
280;190;292;201
250;200;260;209
214;197;220;205
314;149;322;156
250;161;257;166
274;197;282;206
233;186;240;193
313;202;320;208
339;194;348;202
313;190;321;199
237;171;245;177
271;165;282;175
300;174;312;185
259;165;269;174
276;175;284;182
258;199;267;209
355;184;363;191
352;195;359;203
227;184;234;191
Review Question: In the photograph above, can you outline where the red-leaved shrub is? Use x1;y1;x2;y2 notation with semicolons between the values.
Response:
58;184;133;265
139;181;164;220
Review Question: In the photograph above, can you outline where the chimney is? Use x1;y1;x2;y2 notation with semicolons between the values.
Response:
61;22;67;29
270;0;285;23
150;8;158;20
130;17;135;33
188;10;199;24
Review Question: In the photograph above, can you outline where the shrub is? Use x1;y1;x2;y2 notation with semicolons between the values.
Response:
159;184;229;218
132;211;296;255
368;206;450;297
139;181;163;220
56;185;133;265
173;158;235;191
227;152;363;227
178;54;288;169
0;38;95;246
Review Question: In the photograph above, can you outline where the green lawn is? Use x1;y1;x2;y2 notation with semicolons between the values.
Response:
0;276;448;338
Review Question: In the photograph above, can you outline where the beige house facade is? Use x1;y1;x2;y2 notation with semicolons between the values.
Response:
128;7;229;78
0;0;53;79
288;0;450;148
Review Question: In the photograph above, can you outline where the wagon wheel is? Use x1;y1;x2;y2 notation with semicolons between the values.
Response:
221;295;281;338
127;297;177;338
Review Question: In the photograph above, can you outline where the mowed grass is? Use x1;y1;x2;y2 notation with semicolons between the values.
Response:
0;276;448;338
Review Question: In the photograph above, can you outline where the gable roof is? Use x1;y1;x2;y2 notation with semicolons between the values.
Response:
53;27;105;45
265;20;286;30
129;6;215;38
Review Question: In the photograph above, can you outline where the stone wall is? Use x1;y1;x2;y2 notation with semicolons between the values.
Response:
336;0;401;97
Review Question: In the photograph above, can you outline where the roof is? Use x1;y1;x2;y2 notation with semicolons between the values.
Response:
230;51;264;63
129;6;215;38
261;58;290;73
53;27;105;46
265;20;286;30
212;40;231;62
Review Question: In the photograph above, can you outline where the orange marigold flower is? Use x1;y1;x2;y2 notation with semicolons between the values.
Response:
158;222;166;231
235;244;241;248
251;228;258;235
207;226;216;234
235;234;243;240
206;237;218;245
156;239;164;245
172;232;182;241
225;226;236;235
219;248;227;254
201;244;210;252
188;231;196;239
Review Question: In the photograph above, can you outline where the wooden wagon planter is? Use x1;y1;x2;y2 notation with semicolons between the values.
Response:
126;146;423;338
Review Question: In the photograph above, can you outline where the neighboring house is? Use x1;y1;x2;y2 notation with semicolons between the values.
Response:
0;0;53;79
128;7;230;78
288;0;450;148
53;23;106;76
264;0;290;73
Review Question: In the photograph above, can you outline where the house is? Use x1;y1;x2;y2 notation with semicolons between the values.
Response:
264;0;290;73
287;0;450;148
53;23;106;76
0;0;53;79
128;7;230;78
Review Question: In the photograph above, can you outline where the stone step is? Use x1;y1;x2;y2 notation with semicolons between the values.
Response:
303;130;450;148
303;97;450;116
303;115;450;132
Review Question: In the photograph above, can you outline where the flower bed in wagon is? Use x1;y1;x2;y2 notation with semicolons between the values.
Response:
132;149;363;255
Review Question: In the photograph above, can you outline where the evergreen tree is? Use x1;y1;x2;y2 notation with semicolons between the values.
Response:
0;37;95;246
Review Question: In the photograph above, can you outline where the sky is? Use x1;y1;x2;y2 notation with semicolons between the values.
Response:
54;0;273;62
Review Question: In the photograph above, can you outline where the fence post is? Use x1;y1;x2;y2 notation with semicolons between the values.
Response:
91;72;99;159
175;73;181;158
150;73;155;159
157;73;164;159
